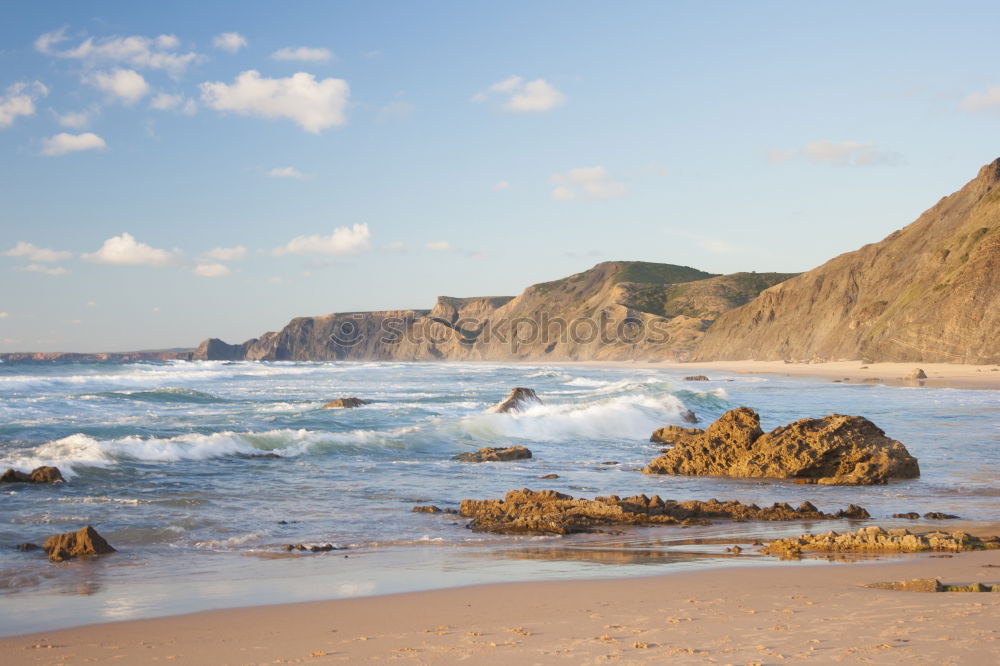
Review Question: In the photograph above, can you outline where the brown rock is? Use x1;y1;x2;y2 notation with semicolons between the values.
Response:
412;505;442;513
644;407;919;485
683;375;710;381
924;512;961;520
454;446;532;463
762;526;1000;557
1;466;65;484
15;543;40;552
540;473;559;479
459;488;870;535
42;526;116;562
322;397;372;409
866;578;943;592
893;512;921;519
491;388;541;413
906;368;928;380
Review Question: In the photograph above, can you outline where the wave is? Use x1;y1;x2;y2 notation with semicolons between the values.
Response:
79;387;225;404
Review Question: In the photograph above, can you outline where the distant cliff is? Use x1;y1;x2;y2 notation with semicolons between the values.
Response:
694;159;1000;364
194;262;795;362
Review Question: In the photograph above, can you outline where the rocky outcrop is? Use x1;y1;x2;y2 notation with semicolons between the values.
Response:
491;388;541;413
762;526;1000;557
866;579;1000;593
193;262;793;362
644;408;919;485
694;159;1000;364
42;526;116;562
458;488;870;535
321;397;372;409
1;466;65;484
454;446;533;462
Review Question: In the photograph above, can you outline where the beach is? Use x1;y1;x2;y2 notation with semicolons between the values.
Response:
3;539;999;665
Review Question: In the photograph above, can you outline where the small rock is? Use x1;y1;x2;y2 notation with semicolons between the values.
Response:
540;473;559;479
924;512;960;520
454;446;532;463
43;526;115;562
412;505;442;513
680;409;699;424
731;545;743;554
906;368;928;380
683;375;710;381
892;512;920;519
491;388;542;413
15;543;40;552
600;461;619;465
322;397;372;409
866;578;942;592
1;466;65;484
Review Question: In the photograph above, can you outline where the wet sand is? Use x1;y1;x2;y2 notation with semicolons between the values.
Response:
3;540;999;665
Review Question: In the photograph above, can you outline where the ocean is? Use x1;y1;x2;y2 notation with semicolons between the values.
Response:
1;360;998;635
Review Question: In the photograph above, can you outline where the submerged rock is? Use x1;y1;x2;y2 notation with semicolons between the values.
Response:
322;397;373;409
459;488;870;535
679;408;699;424
762;526;1000;557
491;387;542;413
412;505;442;513
1;466;65;484
924;512;961;520
454;446;532;463
644;407;919;485
43;526;116;562
866;578;944;592
683;375;710;381
892;512;921;519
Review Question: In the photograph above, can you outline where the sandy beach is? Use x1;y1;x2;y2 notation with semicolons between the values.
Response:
559;360;1000;391
3;537;998;665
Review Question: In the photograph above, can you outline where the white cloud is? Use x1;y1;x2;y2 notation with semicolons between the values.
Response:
267;166;304;179
199;70;350;133
425;241;451;251
549;166;626;200
81;232;175;266
5;241;71;263
271;46;333;62
54;107;96;128
212;32;247;54
193;262;231;277
150;92;197;114
375;100;414;123
273;223;371;256
492;180;511;191
19;264;69;276
0;81;47;128
203;246;246;261
40;132;107;156
960;86;1000;112
474;76;565;112
87;68;149;103
772;140;898;167
384;241;406;251
35;27;199;76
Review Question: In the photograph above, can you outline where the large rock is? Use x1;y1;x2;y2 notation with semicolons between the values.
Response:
42;526;116;562
763;525;1000;557
322;397;372;409
1;466;65;484
491;388;542;413
458;488;869;535
454;446;532;462
644;407;919;485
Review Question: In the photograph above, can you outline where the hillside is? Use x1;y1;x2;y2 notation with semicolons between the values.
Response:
694;159;1000;364
195;261;793;362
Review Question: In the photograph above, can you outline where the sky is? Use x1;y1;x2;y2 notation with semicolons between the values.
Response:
3;0;1000;352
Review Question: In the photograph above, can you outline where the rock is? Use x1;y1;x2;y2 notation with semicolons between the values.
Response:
906;368;928;380
1;466;65;484
893;512;921;519
322;397;372;409
644;407;919;485
454;446;532;463
42;526;116;562
683;375;710;381
731;545;743;554
458;488;870;535
15;543;40;552
680;409;699;424
924;512;961;520
866;578;944;592
600;461;619;465
540;473;559;479
491;388;541;413
762;526;1000;557
412;505;442;513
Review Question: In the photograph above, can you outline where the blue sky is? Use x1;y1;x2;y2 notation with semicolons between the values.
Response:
3;1;1000;351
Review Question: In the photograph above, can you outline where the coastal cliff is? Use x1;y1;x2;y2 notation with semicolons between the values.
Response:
694;159;1000;364
194;262;794;362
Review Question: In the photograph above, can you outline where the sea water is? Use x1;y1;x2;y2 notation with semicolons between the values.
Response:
0;360;997;635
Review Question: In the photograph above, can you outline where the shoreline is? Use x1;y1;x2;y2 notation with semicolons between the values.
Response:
4;543;998;664
533;359;1000;390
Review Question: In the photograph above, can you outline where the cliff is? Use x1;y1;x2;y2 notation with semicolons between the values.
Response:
694;159;1000;364
194;262;794;362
